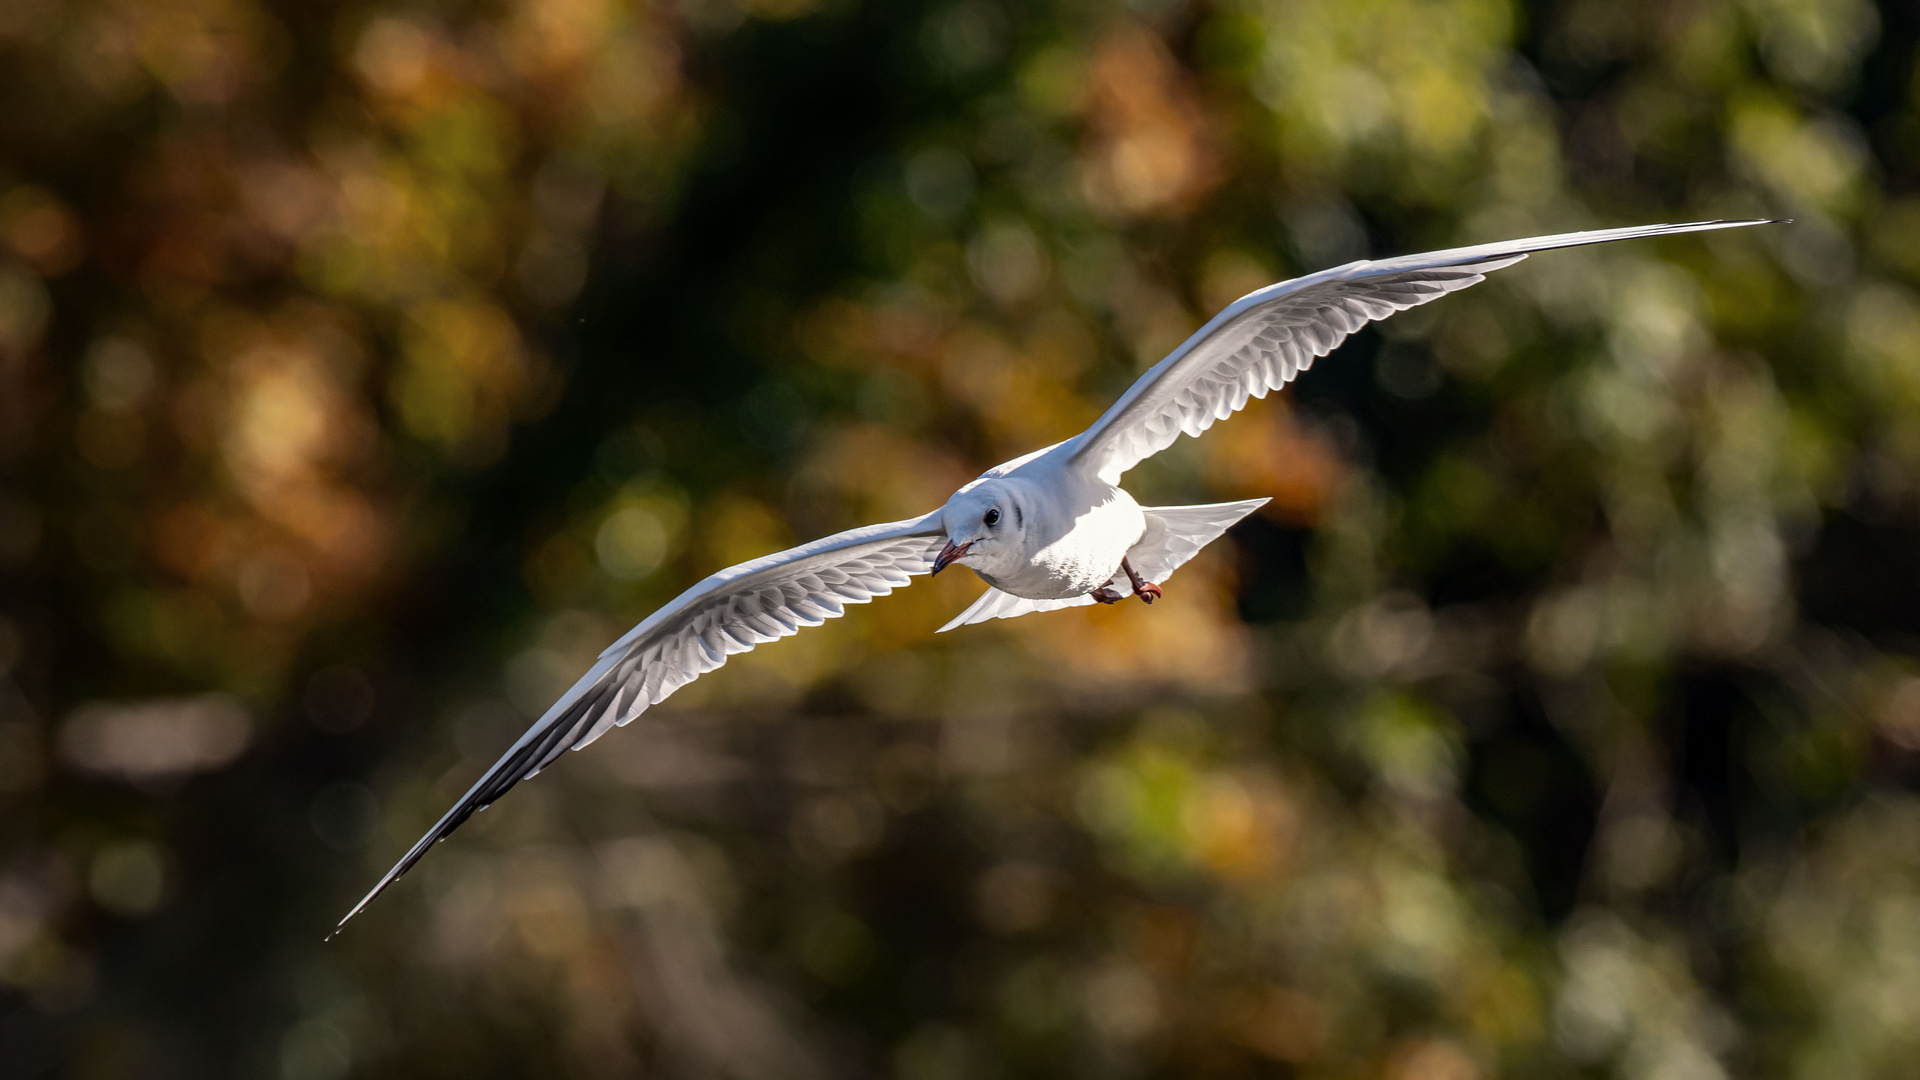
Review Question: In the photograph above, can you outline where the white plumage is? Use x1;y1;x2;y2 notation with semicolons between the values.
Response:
333;218;1779;935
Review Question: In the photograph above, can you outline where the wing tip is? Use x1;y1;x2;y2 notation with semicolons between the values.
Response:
937;604;982;633
1675;217;1789;228
325;879;390;942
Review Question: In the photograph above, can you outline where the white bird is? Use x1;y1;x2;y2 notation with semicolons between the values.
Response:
332;217;1779;935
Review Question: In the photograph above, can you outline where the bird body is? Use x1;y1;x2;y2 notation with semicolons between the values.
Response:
331;217;1783;936
937;449;1147;599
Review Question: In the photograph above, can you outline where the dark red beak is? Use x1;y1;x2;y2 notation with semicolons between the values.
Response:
931;540;971;576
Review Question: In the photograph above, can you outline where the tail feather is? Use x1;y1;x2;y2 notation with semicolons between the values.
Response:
1125;498;1270;585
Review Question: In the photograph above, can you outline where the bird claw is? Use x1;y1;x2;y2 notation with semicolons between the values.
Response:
1117;556;1162;605
1091;582;1162;606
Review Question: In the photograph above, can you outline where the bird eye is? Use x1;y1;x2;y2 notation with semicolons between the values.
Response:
983;508;1001;527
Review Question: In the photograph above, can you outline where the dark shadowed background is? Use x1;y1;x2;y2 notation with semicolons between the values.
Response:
3;0;1919;1076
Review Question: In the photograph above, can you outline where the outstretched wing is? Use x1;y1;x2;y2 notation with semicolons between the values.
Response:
333;512;946;936
1068;219;1781;483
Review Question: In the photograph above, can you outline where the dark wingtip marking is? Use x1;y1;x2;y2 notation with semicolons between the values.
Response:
327;678;618;939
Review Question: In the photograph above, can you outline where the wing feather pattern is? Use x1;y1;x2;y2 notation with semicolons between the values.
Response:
1069;219;1781;482
332;512;945;936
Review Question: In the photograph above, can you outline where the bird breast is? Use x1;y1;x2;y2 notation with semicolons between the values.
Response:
979;485;1144;600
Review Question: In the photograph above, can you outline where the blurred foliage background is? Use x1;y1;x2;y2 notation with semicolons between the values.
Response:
2;0;1918;1076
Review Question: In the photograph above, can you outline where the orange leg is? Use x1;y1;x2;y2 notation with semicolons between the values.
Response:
1120;557;1162;604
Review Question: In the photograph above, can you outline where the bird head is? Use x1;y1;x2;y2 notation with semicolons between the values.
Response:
933;479;1020;577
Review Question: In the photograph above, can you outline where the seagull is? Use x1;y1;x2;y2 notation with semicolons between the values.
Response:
331;217;1780;936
